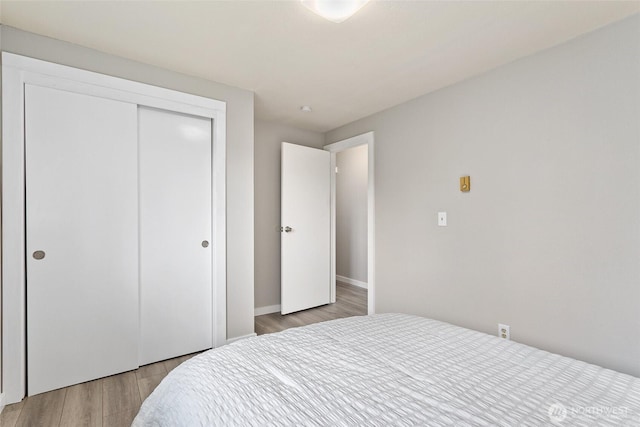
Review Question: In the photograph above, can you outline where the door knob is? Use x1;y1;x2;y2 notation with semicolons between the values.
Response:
202;240;209;248
33;250;46;260
284;226;292;233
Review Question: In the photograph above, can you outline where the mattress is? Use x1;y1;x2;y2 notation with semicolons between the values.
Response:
133;313;640;426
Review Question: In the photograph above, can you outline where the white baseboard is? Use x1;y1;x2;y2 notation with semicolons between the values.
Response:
0;392;6;415
255;304;281;316
226;333;257;345
337;275;368;289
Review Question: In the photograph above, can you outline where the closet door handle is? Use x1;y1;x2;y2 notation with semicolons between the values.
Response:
33;250;46;260
202;240;209;248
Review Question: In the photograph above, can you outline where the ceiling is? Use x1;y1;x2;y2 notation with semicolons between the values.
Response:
1;1;638;133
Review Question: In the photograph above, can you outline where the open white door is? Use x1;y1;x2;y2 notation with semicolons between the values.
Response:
281;143;331;314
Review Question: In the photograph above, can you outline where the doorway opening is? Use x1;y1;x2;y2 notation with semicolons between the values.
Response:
257;135;374;335
334;144;368;313
324;131;375;315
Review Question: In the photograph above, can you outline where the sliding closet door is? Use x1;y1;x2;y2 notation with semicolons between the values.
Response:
25;85;139;396
139;107;213;365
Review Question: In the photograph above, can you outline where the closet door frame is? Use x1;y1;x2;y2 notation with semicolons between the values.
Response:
1;52;227;404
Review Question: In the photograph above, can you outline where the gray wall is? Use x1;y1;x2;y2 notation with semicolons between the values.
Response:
254;120;325;310
0;26;256;342
0;25;3;394
325;15;640;376
336;145;368;283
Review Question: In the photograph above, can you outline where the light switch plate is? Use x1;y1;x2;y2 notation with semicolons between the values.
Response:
438;212;447;226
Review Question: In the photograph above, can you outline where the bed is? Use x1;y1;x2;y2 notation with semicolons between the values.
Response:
133;313;640;426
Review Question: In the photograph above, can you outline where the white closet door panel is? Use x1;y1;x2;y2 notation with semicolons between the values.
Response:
139;107;213;365
25;84;139;395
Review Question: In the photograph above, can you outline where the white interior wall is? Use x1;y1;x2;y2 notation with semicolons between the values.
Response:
325;15;640;376
336;145;368;284
254;120;324;312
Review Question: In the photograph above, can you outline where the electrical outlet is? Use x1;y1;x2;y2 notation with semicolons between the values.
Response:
499;324;510;340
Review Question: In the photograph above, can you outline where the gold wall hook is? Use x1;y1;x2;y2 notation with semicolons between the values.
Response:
460;176;470;192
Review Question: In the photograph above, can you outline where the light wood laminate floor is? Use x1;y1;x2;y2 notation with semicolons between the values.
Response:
255;281;367;335
0;353;199;427
1;281;366;427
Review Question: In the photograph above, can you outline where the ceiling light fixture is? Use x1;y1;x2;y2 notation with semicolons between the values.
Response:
300;105;312;112
300;0;370;23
